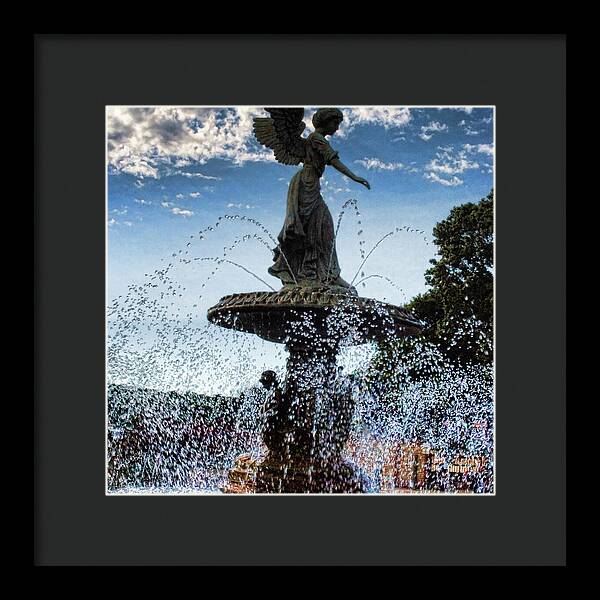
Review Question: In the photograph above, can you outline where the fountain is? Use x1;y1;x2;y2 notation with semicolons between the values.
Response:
206;108;423;492
106;207;494;494
107;108;494;496
208;288;422;492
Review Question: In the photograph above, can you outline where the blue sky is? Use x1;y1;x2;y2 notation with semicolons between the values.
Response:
107;106;493;393
108;106;493;302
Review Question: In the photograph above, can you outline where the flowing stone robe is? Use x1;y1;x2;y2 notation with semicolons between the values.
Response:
268;132;347;288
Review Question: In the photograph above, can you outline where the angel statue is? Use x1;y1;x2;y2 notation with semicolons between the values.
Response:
253;107;370;293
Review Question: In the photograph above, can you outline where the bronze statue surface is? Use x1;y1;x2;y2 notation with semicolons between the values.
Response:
252;107;370;293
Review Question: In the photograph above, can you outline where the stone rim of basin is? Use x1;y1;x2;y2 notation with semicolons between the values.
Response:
207;287;423;346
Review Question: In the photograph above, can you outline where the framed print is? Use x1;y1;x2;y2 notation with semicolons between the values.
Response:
35;34;566;566
105;104;495;498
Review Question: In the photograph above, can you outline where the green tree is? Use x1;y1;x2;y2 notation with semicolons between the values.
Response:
369;190;494;382
408;189;494;364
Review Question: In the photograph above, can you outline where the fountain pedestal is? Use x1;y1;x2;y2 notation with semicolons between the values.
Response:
255;339;365;493
207;286;422;493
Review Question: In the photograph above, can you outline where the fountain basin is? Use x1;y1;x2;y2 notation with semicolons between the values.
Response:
207;287;423;345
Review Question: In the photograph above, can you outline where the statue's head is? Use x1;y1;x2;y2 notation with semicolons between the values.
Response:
259;370;278;390
312;108;343;136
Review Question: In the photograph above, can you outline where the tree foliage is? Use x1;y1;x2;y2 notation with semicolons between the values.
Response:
409;189;494;364
371;190;494;377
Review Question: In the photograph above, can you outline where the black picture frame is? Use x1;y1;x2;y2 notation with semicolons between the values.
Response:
34;34;566;566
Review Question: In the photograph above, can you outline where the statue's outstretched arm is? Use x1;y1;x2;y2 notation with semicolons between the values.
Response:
329;158;371;190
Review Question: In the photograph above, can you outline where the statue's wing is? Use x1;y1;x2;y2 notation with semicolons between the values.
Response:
253;107;306;165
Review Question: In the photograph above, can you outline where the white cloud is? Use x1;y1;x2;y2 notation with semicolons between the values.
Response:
355;157;405;171
176;193;184;200
111;207;128;215
173;158;192;168
449;107;474;114
345;106;411;128
161;201;173;208
107;106;273;178
464;143;494;156
107;106;415;177
425;172;463;186
457;119;480;136
134;198;151;205
170;207;194;217
227;202;255;209
427;146;479;176
419;121;448;141
176;171;221;180
424;121;447;133
338;107;411;137
424;144;483;186
303;106;411;137
108;217;133;226
189;192;202;198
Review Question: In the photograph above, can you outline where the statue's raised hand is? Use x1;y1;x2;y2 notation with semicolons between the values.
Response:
356;177;371;190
